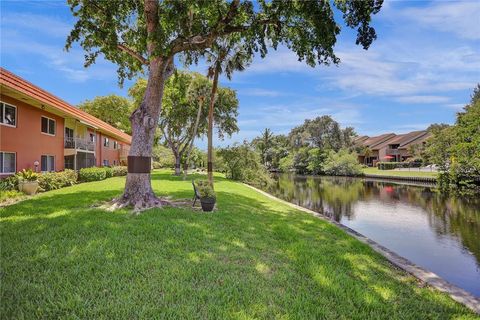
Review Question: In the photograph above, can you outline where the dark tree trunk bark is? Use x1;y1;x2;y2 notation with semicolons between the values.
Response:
174;155;182;176
207;64;220;186
112;58;172;211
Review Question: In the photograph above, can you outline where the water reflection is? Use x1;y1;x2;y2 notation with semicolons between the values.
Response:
267;174;480;296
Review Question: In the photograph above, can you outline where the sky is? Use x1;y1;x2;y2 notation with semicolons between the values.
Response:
1;0;479;149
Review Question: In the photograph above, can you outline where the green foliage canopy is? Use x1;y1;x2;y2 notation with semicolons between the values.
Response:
78;95;133;134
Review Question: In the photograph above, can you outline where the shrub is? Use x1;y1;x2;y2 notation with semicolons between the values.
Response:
38;170;77;191
0;175;19;191
79;167;107;182
18;169;39;182
323;149;362;176
152;161;162;169
377;161;422;170
195;180;216;199
0;190;24;204
104;166;113;178
112;166;128;176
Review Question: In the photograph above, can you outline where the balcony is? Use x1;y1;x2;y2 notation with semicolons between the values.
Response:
386;148;400;155
64;137;95;152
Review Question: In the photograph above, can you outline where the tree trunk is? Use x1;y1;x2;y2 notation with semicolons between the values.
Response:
183;100;204;180
112;58;171;211
174;155;182;175
207;65;220;186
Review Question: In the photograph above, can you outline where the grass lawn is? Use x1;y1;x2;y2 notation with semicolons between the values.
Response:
0;170;475;319
362;167;438;178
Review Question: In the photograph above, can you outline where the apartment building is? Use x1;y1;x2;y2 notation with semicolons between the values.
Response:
0;68;131;176
356;131;431;166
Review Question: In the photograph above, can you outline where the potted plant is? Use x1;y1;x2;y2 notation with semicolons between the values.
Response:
196;180;216;212
18;169;39;195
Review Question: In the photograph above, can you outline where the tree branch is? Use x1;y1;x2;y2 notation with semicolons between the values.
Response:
117;44;148;65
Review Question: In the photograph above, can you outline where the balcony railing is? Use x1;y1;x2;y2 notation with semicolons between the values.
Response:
386;148;400;155
64;137;95;152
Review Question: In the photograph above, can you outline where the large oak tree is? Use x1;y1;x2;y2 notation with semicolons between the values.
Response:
66;0;382;210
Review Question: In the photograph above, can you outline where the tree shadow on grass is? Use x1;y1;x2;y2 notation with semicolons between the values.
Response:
0;180;474;319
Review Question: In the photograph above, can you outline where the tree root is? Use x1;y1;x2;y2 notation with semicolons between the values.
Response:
106;192;173;214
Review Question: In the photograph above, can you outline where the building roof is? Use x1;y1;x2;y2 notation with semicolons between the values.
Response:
0;68;132;144
359;133;396;150
375;130;430;150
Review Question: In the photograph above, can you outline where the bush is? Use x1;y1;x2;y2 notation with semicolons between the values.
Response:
0;190;24;204
152;161;162;169
377;161;422;170
194;180;216;199
323;149;362;176
112;166;128;176
18;169;39;182
38;170;77;191
104;166;113;178
0;175;19;191
79;167;107;182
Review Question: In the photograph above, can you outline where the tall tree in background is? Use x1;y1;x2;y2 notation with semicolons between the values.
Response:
289;116;356;151
129;72;239;175
252;128;274;167
78;95;132;134
205;39;250;186
66;0;382;209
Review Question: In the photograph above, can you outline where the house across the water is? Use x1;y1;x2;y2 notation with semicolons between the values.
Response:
355;130;431;166
0;68;131;176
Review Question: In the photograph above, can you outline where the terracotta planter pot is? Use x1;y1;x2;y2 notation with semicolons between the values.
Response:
200;197;216;212
21;181;39;195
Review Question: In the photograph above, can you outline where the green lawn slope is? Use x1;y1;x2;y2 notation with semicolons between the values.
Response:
0;170;475;319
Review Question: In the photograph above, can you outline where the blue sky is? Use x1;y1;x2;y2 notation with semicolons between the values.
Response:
1;1;479;148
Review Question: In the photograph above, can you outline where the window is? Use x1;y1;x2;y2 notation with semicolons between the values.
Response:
0;102;17;127
0;152;16;174
113;141;118;149
41;155;55;172
103;159;109;166
41;116;56;135
90;133;95;142
104;137;109;147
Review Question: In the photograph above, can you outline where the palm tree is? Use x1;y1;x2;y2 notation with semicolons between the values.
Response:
205;39;251;186
260;128;274;167
364;147;372;166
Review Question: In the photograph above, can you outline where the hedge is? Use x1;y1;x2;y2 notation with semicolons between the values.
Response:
79;167;107;182
112;166;128;176
38;169;77;191
377;161;422;170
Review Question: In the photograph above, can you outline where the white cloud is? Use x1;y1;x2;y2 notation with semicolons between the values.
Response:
401;1;480;40
394;95;450;104
240;88;284;97
444;103;466;111
1;12;71;38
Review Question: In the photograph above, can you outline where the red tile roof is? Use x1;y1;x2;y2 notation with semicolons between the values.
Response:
0;68;131;144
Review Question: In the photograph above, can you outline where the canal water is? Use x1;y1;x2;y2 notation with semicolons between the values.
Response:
266;174;480;297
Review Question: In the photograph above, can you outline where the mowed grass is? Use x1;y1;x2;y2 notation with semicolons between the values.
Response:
363;167;438;178
0;170;475;319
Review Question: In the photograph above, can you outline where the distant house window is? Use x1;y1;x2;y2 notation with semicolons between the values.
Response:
0;152;16;174
41;155;55;172
41;116;56;135
0;102;17;127
113;141;118;149
103;159;109;166
104;137;109;147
